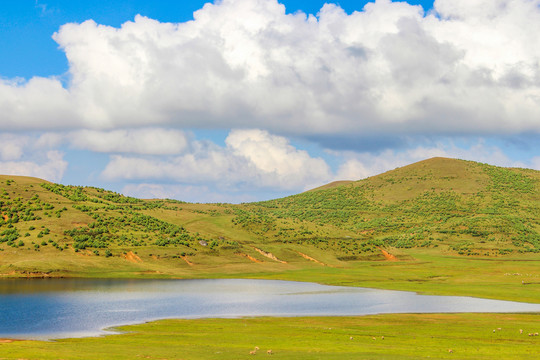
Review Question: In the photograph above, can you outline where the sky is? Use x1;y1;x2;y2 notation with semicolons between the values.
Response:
0;0;539;203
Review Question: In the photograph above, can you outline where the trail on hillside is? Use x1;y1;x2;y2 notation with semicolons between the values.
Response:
379;248;398;261
253;247;287;263
237;252;263;263
181;256;194;266
297;252;328;266
122;251;142;263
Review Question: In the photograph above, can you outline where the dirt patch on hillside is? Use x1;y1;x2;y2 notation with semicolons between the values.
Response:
297;252;327;266
253;247;287;264
0;339;18;343
1;213;8;221
71;222;88;227
379;248;397;261
181;256;194;266
122;251;142;263
237;252;263;263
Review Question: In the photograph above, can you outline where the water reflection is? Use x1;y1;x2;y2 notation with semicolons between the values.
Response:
0;278;539;339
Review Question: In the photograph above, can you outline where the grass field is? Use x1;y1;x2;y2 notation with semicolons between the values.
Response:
1;158;540;358
1;314;539;359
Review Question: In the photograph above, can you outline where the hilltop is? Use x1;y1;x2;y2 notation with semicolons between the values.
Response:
1;157;539;302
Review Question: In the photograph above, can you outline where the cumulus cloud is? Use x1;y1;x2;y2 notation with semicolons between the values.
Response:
0;133;67;182
0;77;77;130
0;0;539;137
0;134;28;161
102;129;332;191
68;128;189;154
0;150;67;182
225;129;331;188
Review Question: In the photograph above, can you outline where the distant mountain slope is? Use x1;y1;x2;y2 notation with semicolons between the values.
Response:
307;180;354;192
0;175;208;258
236;158;540;256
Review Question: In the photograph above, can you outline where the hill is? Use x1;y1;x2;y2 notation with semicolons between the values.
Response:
1;157;539;302
243;157;540;257
306;180;354;192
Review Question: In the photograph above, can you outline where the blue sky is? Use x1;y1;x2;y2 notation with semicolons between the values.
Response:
0;0;539;203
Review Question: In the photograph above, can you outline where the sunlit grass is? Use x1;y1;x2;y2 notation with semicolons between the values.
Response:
2;314;539;359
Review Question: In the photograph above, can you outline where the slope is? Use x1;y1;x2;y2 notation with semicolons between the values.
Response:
241;157;540;257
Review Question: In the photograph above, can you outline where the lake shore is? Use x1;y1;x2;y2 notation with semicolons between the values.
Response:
2;249;540;304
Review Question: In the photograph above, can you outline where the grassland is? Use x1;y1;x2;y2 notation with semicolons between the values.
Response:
1;157;540;359
2;314;539;359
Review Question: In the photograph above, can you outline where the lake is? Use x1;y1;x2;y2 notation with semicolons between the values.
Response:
1;278;539;339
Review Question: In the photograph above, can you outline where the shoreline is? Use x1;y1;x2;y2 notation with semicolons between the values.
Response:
2;277;540;341
1;271;539;304
3;311;540;342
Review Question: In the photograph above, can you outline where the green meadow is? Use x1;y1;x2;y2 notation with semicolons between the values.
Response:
1;157;539;358
2;314;539;359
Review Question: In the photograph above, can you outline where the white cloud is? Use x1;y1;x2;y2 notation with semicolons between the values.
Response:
0;134;28;161
0;133;67;182
225;129;331;189
102;129;332;191
530;156;540;171
0;77;77;130
68;128;189;154
0;0;539;137
35;132;65;149
0;150;67;182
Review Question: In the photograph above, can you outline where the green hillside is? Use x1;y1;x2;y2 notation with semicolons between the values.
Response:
242;157;540;257
1;157;539;302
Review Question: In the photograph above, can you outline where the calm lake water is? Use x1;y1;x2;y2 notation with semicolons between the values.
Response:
1;278;539;339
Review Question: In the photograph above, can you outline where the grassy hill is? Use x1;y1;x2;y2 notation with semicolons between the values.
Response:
1;157;539;302
243;157;540;257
